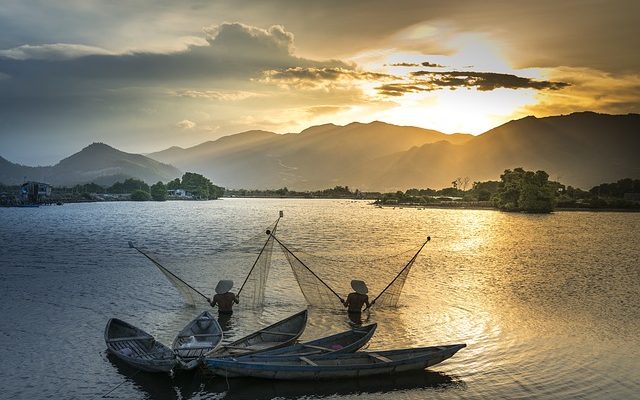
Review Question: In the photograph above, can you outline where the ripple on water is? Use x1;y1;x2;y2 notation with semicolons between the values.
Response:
0;200;639;399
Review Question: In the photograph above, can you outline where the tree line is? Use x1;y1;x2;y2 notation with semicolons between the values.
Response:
378;168;640;213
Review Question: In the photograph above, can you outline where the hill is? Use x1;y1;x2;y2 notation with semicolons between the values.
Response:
0;143;181;186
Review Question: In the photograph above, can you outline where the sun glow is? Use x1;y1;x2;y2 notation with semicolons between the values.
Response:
348;32;548;134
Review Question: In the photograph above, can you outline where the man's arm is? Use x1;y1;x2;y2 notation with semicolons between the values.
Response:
233;294;239;304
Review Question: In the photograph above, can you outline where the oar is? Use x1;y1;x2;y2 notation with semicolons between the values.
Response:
270;233;346;304
237;212;283;297
128;241;210;302
364;236;430;311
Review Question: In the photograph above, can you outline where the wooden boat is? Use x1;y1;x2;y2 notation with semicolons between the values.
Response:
245;323;377;359
173;311;223;370
205;344;466;380
205;309;308;358
104;318;176;373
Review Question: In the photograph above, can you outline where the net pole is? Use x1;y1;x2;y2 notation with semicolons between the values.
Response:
128;242;210;301
271;234;345;304
365;236;431;310
237;215;281;296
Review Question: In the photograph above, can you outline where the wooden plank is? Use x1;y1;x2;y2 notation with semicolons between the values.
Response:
107;336;151;342
178;333;221;338
260;330;297;336
301;344;334;351
368;353;392;363
299;356;318;366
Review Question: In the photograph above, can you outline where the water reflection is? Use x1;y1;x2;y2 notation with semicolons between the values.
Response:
1;200;639;399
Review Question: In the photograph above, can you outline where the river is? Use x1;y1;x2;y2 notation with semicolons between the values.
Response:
1;199;638;399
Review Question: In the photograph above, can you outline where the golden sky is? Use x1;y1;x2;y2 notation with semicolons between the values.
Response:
0;0;638;164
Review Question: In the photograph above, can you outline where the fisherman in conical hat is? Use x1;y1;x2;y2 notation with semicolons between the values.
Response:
342;280;370;316
209;280;239;315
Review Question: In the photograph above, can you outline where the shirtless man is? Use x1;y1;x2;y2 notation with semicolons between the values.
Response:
209;280;239;315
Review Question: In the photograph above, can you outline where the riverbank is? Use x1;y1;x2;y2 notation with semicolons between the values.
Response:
376;202;640;212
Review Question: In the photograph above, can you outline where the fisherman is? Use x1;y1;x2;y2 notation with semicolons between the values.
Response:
342;280;370;314
209;280;239;315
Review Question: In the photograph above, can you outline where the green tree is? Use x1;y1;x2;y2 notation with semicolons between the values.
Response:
150;181;167;201
166;178;181;190
130;189;151;201
493;168;556;213
109;178;149;194
180;172;225;199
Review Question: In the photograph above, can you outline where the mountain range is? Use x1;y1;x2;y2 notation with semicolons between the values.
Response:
0;143;180;187
1;112;638;190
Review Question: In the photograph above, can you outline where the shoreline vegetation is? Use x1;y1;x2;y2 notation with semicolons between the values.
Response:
1;168;639;213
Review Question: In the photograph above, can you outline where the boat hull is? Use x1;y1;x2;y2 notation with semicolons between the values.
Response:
206;344;465;380
104;318;176;373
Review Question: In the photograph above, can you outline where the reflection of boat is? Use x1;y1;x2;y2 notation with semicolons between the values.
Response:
173;311;223;370
219;369;460;399
247;323;377;359
205;344;465;380
104;318;176;373
204;310;308;359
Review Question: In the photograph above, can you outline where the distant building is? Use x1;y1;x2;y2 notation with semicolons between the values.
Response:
21;181;52;203
167;188;193;199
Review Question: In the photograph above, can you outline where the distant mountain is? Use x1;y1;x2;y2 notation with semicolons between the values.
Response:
0;143;181;186
147;121;474;189
372;112;640;189
147;113;639;190
2;113;638;190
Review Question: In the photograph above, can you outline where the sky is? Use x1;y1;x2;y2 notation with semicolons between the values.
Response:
0;0;638;165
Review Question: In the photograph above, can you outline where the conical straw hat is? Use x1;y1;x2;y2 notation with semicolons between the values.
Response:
351;280;368;295
215;280;234;294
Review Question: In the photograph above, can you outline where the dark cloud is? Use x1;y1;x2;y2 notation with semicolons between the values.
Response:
386;62;420;67
411;70;568;91
421;61;445;68
376;83;427;96
375;71;569;96
262;67;394;82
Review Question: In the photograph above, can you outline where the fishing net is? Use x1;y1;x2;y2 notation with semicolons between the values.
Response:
236;221;279;309
133;218;282;309
152;260;203;306
371;257;416;308
278;241;343;310
275;235;429;310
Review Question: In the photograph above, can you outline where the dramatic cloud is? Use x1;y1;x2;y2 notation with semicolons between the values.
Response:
376;71;569;96
518;67;640;116
387;62;420;67
260;67;397;90
421;61;444;68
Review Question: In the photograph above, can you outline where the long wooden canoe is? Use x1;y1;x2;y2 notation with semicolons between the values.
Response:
104;318;176;373
244;323;377;359
205;344;466;380
173;311;223;370
204;309;308;358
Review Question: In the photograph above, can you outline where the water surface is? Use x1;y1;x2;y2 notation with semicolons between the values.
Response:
0;199;638;399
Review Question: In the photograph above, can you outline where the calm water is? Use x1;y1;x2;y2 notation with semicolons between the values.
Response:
1;199;639;399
